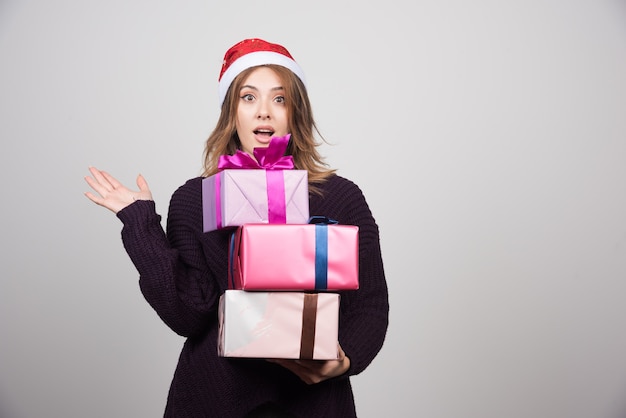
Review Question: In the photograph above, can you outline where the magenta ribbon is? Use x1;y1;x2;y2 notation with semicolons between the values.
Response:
214;172;223;229
217;134;293;224
218;134;294;170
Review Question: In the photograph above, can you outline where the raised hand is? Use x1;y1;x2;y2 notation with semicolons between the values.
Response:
84;166;153;214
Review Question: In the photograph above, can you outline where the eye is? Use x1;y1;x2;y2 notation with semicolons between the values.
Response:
240;93;255;102
274;96;285;104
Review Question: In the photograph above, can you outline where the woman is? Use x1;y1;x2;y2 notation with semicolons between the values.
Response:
84;38;389;418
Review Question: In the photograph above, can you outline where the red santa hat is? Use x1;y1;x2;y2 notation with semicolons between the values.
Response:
218;38;306;106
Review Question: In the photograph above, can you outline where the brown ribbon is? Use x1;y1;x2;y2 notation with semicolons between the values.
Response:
299;293;318;359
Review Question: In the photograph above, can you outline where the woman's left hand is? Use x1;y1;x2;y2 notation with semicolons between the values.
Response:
269;344;350;385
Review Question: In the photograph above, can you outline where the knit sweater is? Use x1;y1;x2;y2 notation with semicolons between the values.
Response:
116;173;389;418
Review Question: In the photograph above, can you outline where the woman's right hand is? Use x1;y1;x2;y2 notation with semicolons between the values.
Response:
84;166;153;214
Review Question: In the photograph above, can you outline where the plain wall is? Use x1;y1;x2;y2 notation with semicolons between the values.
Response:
1;1;626;417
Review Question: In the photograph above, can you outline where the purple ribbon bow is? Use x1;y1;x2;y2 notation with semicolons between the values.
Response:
216;134;294;225
218;134;294;170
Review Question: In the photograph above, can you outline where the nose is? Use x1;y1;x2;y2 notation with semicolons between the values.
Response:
257;110;270;120
256;101;271;120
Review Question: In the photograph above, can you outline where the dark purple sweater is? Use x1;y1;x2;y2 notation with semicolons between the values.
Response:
116;174;389;418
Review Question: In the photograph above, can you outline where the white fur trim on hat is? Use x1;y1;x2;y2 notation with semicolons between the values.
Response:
218;51;306;106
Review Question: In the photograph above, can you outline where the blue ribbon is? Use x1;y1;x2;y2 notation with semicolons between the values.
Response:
308;216;338;225
228;231;236;289
314;223;328;290
309;216;338;290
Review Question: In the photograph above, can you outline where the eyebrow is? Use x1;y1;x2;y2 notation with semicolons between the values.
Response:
240;85;285;92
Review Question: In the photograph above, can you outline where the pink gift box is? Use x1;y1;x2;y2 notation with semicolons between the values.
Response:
218;290;340;360
202;169;309;232
228;223;359;291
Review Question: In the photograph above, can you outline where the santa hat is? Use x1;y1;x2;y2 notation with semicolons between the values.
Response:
218;38;306;106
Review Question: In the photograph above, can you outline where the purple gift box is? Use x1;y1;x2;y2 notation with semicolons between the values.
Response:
202;168;309;232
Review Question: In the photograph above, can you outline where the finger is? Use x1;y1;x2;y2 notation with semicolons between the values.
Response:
136;174;149;192
277;361;316;384
84;191;104;206
100;170;124;190
293;359;326;372
272;359;305;374
88;166;113;190
89;166;107;183
292;360;313;370
84;191;120;213
337;345;345;361
84;174;111;198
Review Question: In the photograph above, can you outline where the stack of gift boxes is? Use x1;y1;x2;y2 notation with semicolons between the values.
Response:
201;135;359;360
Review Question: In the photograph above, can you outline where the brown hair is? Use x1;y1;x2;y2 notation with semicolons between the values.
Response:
201;65;335;193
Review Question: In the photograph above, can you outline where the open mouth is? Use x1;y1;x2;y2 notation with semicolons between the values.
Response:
253;129;274;138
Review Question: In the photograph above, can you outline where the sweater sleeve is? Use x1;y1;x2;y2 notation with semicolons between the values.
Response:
116;178;222;337
311;176;390;377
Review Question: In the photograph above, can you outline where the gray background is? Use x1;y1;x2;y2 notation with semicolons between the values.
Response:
1;1;626;417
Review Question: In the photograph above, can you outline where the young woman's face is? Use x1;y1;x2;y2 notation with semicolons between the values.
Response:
235;66;289;157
